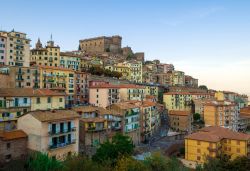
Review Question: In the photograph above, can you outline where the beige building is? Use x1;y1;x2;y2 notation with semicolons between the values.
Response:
168;110;193;133
0;30;31;67
0;88;65;131
17;110;80;160
89;83;120;108
30;38;60;67
0;66;40;89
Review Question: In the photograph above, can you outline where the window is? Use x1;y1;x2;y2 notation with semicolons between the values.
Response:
197;141;201;145
59;98;63;102
237;141;240;145
36;97;40;104
237;148;240;153
197;149;201;153
17;111;21;117
6;143;11;149
23;98;28;104
197;156;201;161
5;154;11;160
47;97;51;103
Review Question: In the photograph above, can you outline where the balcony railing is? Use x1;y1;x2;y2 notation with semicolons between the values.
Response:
48;139;76;150
48;127;76;135
87;126;105;132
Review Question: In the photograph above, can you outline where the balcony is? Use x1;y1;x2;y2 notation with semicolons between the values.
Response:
48;139;76;150
87;126;105;132
48;127;76;135
16;78;24;81
16;71;25;75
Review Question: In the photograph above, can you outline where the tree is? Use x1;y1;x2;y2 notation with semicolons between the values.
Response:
92;133;134;164
63;155;110;171
114;156;149;171
26;152;63;171
193;113;201;121
199;85;208;90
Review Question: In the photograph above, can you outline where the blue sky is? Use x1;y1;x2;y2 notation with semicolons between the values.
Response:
2;0;250;96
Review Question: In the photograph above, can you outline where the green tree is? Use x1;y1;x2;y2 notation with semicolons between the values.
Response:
26;152;63;171
92;133;134;164
114;156;149;171
63;155;110;171
199;85;208;90
193;113;201;121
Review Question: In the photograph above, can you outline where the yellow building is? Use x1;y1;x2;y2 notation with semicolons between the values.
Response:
163;92;192;111
30;38;60;67
145;85;159;101
106;61;142;82
39;66;75;106
204;100;238;131
185;126;250;163
0;88;65;130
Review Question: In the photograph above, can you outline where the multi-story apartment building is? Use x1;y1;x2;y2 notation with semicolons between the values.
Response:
106;61;142;83
144;84;159;101
215;91;248;109
237;106;250;132
156;63;174;73
60;52;81;71
39;66;75;106
185;75;198;88
0;35;6;66
73;106;107;154
168;110;193;133
17;110;80;160
170;70;185;86
119;84;145;102
105;64;131;80
163;92;193;111
74;72;89;105
73;106;122;154
127;61;143;83
0;30;31;67
129;101;160;142
89;83;120;108
79;35;122;53
185;126;250;163
0;66;40;89
204;100;239;131
109;102;140;145
30;38;60;67
0;88;65;130
0;130;27;164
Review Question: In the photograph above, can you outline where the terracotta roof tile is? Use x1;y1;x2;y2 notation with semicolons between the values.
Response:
186;126;250;142
24;110;80;122
0;88;65;97
0;130;27;141
169;110;191;116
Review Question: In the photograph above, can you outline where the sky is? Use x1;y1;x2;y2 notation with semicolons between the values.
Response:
1;0;250;96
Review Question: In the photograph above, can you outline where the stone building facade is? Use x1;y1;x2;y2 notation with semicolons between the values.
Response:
79;35;122;53
0;130;27;165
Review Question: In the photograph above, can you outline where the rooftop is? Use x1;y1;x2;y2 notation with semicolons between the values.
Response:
185;126;250;142
168;110;191;116
0;130;27;141
22;110;80;122
0;88;65;97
